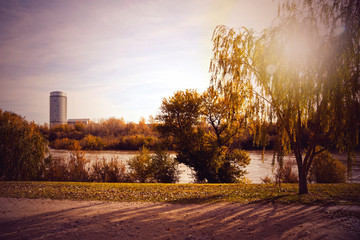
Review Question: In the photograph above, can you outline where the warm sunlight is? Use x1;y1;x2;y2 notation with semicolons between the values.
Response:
1;1;359;239
0;0;278;124
280;27;318;69
266;64;277;75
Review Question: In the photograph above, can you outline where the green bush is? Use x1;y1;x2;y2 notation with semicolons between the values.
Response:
128;147;153;182
151;149;179;183
218;149;251;183
128;147;180;183
309;151;347;183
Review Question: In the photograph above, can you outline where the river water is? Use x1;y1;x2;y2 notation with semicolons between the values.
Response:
50;149;360;183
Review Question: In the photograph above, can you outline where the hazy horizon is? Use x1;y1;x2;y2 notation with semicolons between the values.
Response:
0;0;278;124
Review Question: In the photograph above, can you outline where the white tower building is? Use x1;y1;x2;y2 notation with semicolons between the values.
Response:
49;91;67;127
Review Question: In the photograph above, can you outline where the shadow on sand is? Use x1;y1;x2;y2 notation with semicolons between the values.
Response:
1;197;359;240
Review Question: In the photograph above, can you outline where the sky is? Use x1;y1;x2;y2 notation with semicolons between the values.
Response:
0;0;278;124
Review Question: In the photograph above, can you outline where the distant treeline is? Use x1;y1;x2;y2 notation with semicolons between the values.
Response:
40;118;158;150
39;118;278;151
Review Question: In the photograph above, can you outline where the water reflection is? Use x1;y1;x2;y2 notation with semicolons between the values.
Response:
50;149;360;183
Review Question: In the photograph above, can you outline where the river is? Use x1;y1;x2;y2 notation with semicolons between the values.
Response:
50;149;360;183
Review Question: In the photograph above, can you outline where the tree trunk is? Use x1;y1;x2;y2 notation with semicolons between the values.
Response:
298;167;309;194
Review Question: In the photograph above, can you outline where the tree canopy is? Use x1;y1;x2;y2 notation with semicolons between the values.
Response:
157;89;250;183
210;0;359;193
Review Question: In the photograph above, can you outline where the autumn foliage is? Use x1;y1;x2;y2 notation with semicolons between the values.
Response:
157;89;250;183
0;110;48;181
41;117;159;151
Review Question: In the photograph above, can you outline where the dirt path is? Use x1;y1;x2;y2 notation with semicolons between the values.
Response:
0;197;359;240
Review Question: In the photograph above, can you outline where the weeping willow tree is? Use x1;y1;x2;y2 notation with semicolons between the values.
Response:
210;0;360;194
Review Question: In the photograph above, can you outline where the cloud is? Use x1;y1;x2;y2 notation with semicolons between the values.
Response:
0;0;277;124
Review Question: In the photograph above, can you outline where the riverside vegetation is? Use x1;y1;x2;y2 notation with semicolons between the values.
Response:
0;109;352;186
1;0;359;197
0;110;178;183
39;117;274;151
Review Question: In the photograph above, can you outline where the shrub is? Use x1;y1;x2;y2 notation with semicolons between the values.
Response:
45;142;90;182
128;147;153;182
81;134;105;150
218;149;251;183
282;160;298;183
51;138;79;150
261;175;273;184
67;144;89;182
90;158;130;182
128;147;180;183
0;110;48;180
151;149;179;183
309;151;346;183
274;160;298;183
43;156;69;181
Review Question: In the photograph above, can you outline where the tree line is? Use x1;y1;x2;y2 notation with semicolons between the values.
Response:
39;116;278;151
40;117;159;150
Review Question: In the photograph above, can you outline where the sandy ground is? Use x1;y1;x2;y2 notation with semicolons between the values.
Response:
0;197;359;240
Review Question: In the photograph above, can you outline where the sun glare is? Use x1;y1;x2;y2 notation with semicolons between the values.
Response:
334;25;346;36
278;25;319;70
285;35;311;61
266;64;277;75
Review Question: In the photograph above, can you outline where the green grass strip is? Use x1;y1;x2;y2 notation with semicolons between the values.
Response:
0;181;359;205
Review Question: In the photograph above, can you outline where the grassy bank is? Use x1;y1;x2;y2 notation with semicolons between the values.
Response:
0;181;359;205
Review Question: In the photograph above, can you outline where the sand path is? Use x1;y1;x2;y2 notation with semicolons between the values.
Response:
0;197;359;240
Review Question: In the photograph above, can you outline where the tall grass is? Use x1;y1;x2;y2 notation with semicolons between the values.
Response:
43;147;179;184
